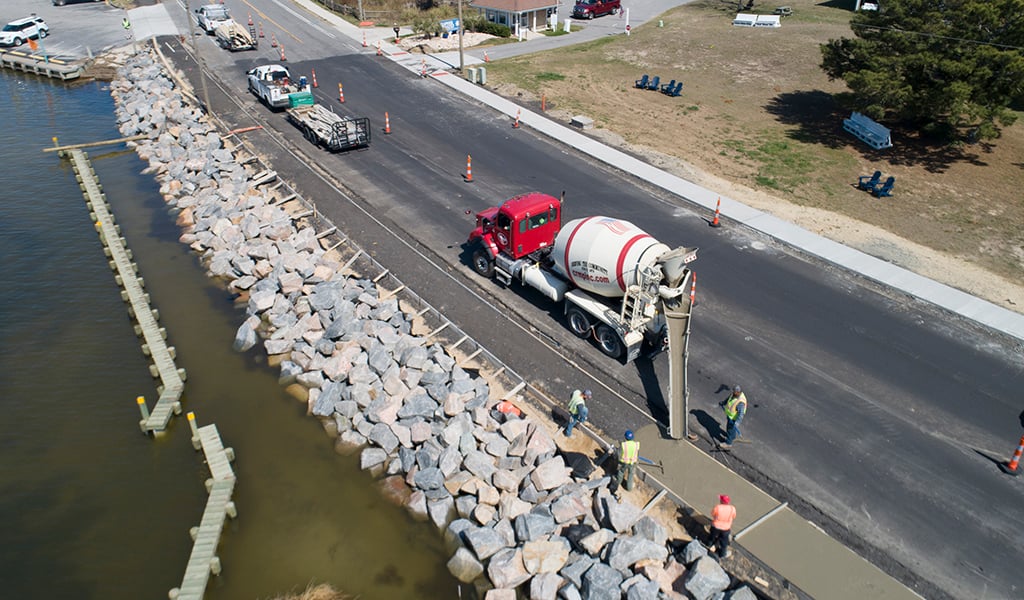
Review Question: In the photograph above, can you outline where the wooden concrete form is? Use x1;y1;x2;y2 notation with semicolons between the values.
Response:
65;149;185;432
0;49;84;80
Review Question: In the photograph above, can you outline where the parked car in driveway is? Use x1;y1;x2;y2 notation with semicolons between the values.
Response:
0;16;49;47
572;0;621;19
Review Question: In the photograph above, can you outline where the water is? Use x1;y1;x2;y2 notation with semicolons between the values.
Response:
0;71;458;599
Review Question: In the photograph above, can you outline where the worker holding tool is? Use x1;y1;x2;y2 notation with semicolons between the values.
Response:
564;389;590;437
615;430;640;493
719;385;747;449
708;494;737;559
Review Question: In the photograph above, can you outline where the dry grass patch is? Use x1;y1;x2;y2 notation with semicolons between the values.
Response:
484;0;1024;303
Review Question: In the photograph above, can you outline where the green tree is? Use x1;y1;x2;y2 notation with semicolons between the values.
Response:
820;0;1024;140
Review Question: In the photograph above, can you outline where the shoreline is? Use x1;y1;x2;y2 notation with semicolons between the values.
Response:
110;46;777;599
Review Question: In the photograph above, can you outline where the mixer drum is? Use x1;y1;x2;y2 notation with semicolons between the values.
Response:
552;217;670;298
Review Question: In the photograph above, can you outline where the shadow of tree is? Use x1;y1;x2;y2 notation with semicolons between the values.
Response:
764;90;996;173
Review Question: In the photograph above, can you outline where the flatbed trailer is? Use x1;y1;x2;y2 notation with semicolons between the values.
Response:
286;104;370;152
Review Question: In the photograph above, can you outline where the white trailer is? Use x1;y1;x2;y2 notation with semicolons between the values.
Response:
286;104;371;152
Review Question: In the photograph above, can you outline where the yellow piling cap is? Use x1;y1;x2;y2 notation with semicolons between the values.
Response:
136;395;145;404
187;412;196;421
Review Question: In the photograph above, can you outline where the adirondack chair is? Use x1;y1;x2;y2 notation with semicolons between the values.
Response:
635;74;649;89
646;75;660;91
871;176;895;198
660;79;677;94
857;170;881;191
665;81;683;97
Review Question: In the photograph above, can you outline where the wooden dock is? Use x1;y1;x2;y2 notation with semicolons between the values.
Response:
1;49;84;80
169;413;239;600
65;149;186;432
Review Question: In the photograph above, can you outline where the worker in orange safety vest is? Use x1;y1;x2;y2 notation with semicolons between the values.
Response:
614;430;640;493
491;399;523;422
709;494;737;559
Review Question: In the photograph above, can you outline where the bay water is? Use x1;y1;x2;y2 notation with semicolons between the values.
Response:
0;70;457;599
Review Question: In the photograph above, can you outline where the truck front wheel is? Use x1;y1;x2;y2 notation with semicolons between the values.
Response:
566;307;592;339
472;248;495;278
595;325;623;359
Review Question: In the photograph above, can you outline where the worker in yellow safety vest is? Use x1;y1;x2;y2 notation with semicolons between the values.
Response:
564;389;590;437
615;430;640;493
719;385;747;449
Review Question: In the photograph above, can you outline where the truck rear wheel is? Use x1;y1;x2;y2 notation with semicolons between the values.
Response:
595;324;623;359
472;248;494;278
566;307;592;339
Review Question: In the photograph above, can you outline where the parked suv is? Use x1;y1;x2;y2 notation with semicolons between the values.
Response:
0;16;49;47
572;0;621;19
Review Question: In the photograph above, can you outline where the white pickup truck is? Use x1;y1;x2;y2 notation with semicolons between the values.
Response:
247;65;311;109
195;4;231;34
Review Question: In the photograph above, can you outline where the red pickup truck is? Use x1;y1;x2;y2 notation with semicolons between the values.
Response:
572;0;621;19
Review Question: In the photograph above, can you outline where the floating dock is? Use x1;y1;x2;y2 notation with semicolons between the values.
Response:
60;145;237;600
169;413;238;600
64;148;186;432
1;48;84;80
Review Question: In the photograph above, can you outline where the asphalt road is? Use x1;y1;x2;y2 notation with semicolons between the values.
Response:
62;0;1024;598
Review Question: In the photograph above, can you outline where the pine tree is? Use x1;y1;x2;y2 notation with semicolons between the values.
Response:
820;0;1024;141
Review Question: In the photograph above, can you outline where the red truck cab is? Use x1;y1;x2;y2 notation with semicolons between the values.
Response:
470;192;561;267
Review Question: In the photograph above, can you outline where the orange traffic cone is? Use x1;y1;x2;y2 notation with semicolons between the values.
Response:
271;33;278;48
376;40;382;56
512;109;521;129
464;154;473;183
421;58;427;78
710;197;722;228
484;50;490;63
248;13;253;26
311;68;319;88
362;32;367;47
279;44;287;61
258;22;264;38
384;111;391;134
1001;435;1024;475
541;94;546;112
338;82;345;103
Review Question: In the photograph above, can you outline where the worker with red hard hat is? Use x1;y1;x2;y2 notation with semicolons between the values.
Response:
708;494;737;559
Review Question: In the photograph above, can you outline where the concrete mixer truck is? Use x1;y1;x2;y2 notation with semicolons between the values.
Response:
468;192;697;362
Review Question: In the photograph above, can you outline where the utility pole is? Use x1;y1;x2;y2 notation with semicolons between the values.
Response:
457;0;464;73
182;0;212;115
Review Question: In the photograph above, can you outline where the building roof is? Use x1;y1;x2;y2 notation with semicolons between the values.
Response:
470;0;560;11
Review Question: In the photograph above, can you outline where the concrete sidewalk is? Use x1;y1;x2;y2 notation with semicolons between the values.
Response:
635;426;922;599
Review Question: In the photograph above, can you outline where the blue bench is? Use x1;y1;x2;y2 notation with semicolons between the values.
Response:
663;81;682;97
635;74;649;89
843;112;892;150
646;75;660;91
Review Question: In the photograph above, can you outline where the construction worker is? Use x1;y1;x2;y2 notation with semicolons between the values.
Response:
491;399;523;422
719;385;747;449
564;389;590;437
708;494;737;559
614;430;640;493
